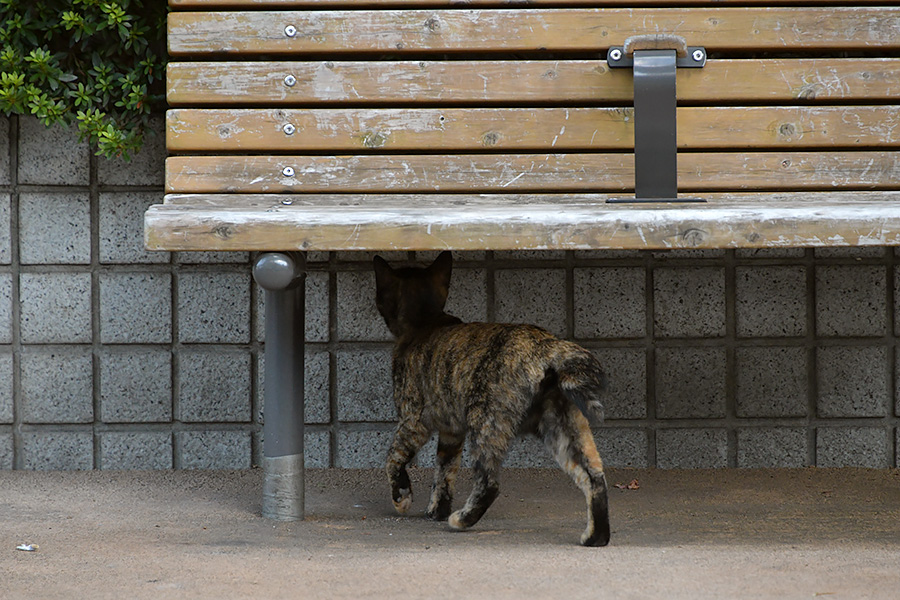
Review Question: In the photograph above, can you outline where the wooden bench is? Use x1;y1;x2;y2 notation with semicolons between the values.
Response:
147;0;900;520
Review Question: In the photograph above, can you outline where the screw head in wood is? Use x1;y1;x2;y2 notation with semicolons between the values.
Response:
282;123;296;135
284;75;297;87
282;166;295;177
284;25;297;37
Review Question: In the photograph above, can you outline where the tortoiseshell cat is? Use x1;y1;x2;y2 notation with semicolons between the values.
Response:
374;251;610;546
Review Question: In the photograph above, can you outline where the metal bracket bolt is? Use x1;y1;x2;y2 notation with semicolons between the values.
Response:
608;48;623;62
692;49;705;62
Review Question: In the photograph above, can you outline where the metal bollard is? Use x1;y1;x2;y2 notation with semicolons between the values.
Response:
253;252;306;520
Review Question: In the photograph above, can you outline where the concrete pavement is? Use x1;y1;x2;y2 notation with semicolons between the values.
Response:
3;467;899;599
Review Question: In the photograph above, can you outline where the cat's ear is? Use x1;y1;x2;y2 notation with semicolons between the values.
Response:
373;255;395;288
428;251;453;290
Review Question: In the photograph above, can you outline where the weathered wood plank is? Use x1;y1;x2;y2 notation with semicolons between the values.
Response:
144;192;900;251
157;191;900;208
166;106;900;152
171;0;892;7
167;59;900;106
165;152;900;194
168;9;900;55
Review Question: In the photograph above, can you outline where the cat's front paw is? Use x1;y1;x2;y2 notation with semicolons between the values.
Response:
392;487;413;514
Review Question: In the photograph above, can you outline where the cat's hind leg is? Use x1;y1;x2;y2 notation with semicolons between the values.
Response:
540;398;610;547
386;417;431;515
426;431;465;521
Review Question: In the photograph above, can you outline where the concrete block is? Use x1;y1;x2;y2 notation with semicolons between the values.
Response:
655;347;726;419
20;349;93;424
736;346;808;418
815;247;885;258
336;270;391;342
100;432;173;470
21;431;93;470
99;349;172;423
18;192;91;264
336;429;393;468
594;427;649;469
502;436;557;467
176;251;250;264
651;249;725;259
737;428;808;468
99;192;170;264
656;428;728;469
256;270;330;343
19;273;92;343
18;117;89;185
589;348;647;420
178;349;252;423
304;430;331;468
0;351;11;423
816;346;888;418
178;430;252;469
178;272;251;343
414;250;486;262
892;268;900;338
574;268;645;339
735;266;806;338
0;273;10;344
817;427;890;468
336;251;406;263
0;194;10;264
816;266;886;337
653;267;725;338
98;114;165;186
0;118;9;184
336;349;395;422
100;272;172;343
445;268;487;324
257;349;330;424
0;430;11;469
735;248;806;259
495;269;567;337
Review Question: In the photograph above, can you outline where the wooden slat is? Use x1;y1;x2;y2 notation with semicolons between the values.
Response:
167;59;900;106
166;106;900;152
171;0;893;7
165;152;900;194
168;9;900;55
144;191;900;251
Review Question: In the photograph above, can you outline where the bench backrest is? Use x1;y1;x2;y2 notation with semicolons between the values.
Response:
165;1;900;201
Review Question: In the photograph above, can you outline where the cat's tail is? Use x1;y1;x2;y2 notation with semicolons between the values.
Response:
548;343;607;423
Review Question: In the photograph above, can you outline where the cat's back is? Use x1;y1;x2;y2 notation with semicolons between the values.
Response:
400;321;560;379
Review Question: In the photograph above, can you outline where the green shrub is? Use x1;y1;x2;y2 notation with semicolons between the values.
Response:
0;0;166;160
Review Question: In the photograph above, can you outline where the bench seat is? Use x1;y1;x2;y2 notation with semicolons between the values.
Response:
147;192;900;251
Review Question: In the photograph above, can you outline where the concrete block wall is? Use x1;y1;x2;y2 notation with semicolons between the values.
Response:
1;115;899;470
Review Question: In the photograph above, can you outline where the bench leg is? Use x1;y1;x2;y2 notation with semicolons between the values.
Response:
253;252;306;520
